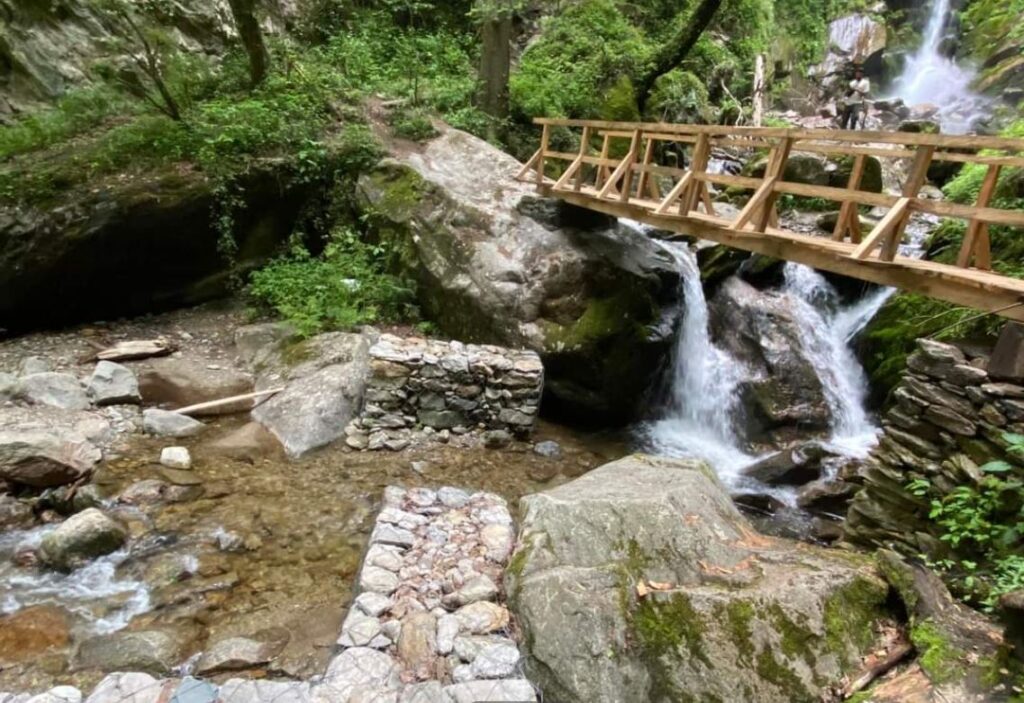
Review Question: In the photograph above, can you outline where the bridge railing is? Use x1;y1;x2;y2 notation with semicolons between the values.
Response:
516;119;1024;271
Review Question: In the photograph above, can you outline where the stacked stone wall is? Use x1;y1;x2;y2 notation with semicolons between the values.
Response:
845;338;1024;553
347;335;544;450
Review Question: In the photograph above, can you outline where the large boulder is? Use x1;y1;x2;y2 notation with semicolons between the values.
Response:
808;14;887;91
508;454;892;703
39;508;127;571
356;126;681;423
250;332;372;458
709;278;831;445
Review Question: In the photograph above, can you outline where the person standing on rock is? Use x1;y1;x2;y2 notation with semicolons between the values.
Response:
839;66;870;130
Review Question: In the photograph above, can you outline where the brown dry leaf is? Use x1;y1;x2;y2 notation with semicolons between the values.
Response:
635;581;649;598
648;581;674;591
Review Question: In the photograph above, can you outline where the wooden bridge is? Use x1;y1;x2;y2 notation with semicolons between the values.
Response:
516;118;1024;322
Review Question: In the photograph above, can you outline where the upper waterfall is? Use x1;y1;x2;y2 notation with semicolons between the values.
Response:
890;0;990;134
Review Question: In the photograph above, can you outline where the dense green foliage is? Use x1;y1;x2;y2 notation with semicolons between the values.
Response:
908;433;1024;610
248;227;419;336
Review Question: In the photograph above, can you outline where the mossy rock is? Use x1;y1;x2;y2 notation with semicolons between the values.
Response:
509;455;895;703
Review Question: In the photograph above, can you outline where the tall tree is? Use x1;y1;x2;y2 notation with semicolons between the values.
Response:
227;0;270;87
475;0;517;141
635;0;723;115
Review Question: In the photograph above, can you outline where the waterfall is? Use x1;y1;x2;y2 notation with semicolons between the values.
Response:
643;244;890;489
891;0;990;134
781;263;891;457
643;243;755;484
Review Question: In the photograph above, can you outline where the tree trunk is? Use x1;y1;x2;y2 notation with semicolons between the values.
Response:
228;0;270;87
635;0;722;115
752;54;765;127
478;9;513;141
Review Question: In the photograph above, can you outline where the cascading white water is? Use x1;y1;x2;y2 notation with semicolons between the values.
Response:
891;0;990;134
643;243;755;484
781;263;892;457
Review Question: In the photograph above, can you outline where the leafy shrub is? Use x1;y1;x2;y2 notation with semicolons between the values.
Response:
908;432;1024;610
0;86;131;159
247;228;418;337
645;69;711;123
390;106;439;141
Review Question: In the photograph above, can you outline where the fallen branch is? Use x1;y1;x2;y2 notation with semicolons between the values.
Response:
842;641;913;698
173;387;284;416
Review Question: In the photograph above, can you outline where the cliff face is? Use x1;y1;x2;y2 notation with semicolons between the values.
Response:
0;0;301;119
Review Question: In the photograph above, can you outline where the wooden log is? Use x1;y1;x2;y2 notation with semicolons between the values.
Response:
833;154;867;242
654;172;694;214
96;340;175;362
174;388;284;416
732;177;778;230
852;197;911;260
620;129;642;203
536;124;551;186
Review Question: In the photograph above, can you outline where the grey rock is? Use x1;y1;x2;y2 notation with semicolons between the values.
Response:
75;630;180;675
924;405;977;436
436;614;460;655
40;508;127;571
989;322;1024;383
169;677;219;703
452;635;516;663
532;440;561;458
981;382;1024;399
481;523;515;562
469;641;520;678
25;687;81;703
444;680;536;703
360;566;401;594
203;422;282;463
372;523;416;548
338;611;385;648
448;575;499;607
453;602;509;635
159;446;192;469
742;441;835;486
143;409;204;438
234;322;297;367
18;373;90;410
355;592;393;617
398;682;450;703
437;487;470;508
0;428;101;488
365;544;404;571
482;430;512;449
710;278;831;443
19;356;52;376
87;361;141;406
83;672;162;703
218;680;310;703
318;647;400;701
196;635;286;674
947;364;988;387
0;494;34;530
508;454;891;703
253;335;371;458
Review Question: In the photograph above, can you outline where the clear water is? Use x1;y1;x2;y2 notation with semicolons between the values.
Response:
890;0;990;134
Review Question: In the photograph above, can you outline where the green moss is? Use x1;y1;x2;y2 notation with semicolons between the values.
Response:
845;691;874;703
600;75;641;123
633;593;711;667
823;576;888;664
723;600;756;663
542;288;654;352
755;649;814;701
912;619;964;683
364;166;426;221
506;542;532;581
766;603;816;667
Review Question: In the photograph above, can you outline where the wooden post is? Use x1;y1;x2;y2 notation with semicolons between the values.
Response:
636;136;656;201
594;134;611;191
755;137;793;232
554;126;591;191
956;164;1001;270
536;124;551;187
881;145;934;261
619;129;642;203
682;134;711;214
833;154;867;242
752;54;765;129
574;126;592;192
654;172;693;214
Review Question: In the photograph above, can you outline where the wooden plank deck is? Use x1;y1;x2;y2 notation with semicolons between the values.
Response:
516;120;1024;323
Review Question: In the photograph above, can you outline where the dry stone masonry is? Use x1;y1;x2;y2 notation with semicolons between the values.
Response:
346;335;544;450
845;337;1024;552
332;485;535;701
